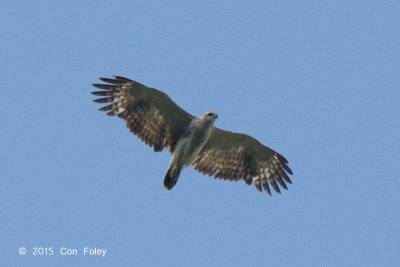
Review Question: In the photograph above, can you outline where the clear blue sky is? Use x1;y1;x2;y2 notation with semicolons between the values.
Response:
1;1;399;266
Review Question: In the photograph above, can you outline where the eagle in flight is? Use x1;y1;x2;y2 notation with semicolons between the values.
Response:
92;76;293;195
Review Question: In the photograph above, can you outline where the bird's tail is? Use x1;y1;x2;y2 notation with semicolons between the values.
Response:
164;167;181;191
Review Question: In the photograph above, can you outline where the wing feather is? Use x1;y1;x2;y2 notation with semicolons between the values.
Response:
193;127;293;195
92;76;193;152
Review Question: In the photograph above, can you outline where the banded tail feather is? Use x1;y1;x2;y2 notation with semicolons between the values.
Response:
164;167;181;191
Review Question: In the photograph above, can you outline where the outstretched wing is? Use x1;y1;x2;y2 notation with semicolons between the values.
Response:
193;127;293;195
92;76;193;152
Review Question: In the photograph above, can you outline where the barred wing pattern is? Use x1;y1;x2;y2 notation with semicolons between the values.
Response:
92;76;193;152
194;128;293;195
92;76;293;195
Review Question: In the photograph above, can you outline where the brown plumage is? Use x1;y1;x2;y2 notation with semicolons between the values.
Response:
92;76;192;152
92;76;293;195
192;128;292;195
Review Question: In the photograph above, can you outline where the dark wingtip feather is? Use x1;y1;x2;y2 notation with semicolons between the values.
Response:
253;178;263;192
270;180;281;194
262;181;271;196
112;75;134;83
278;180;288;190
93;97;113;103
98;104;113;112
91;91;113;96
99;77;126;85
274;152;288;164
281;163;293;175
92;83;119;90
280;170;292;184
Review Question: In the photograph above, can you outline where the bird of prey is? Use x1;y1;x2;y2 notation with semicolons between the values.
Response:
91;76;293;195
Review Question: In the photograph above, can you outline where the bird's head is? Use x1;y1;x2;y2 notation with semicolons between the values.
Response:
203;111;218;123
